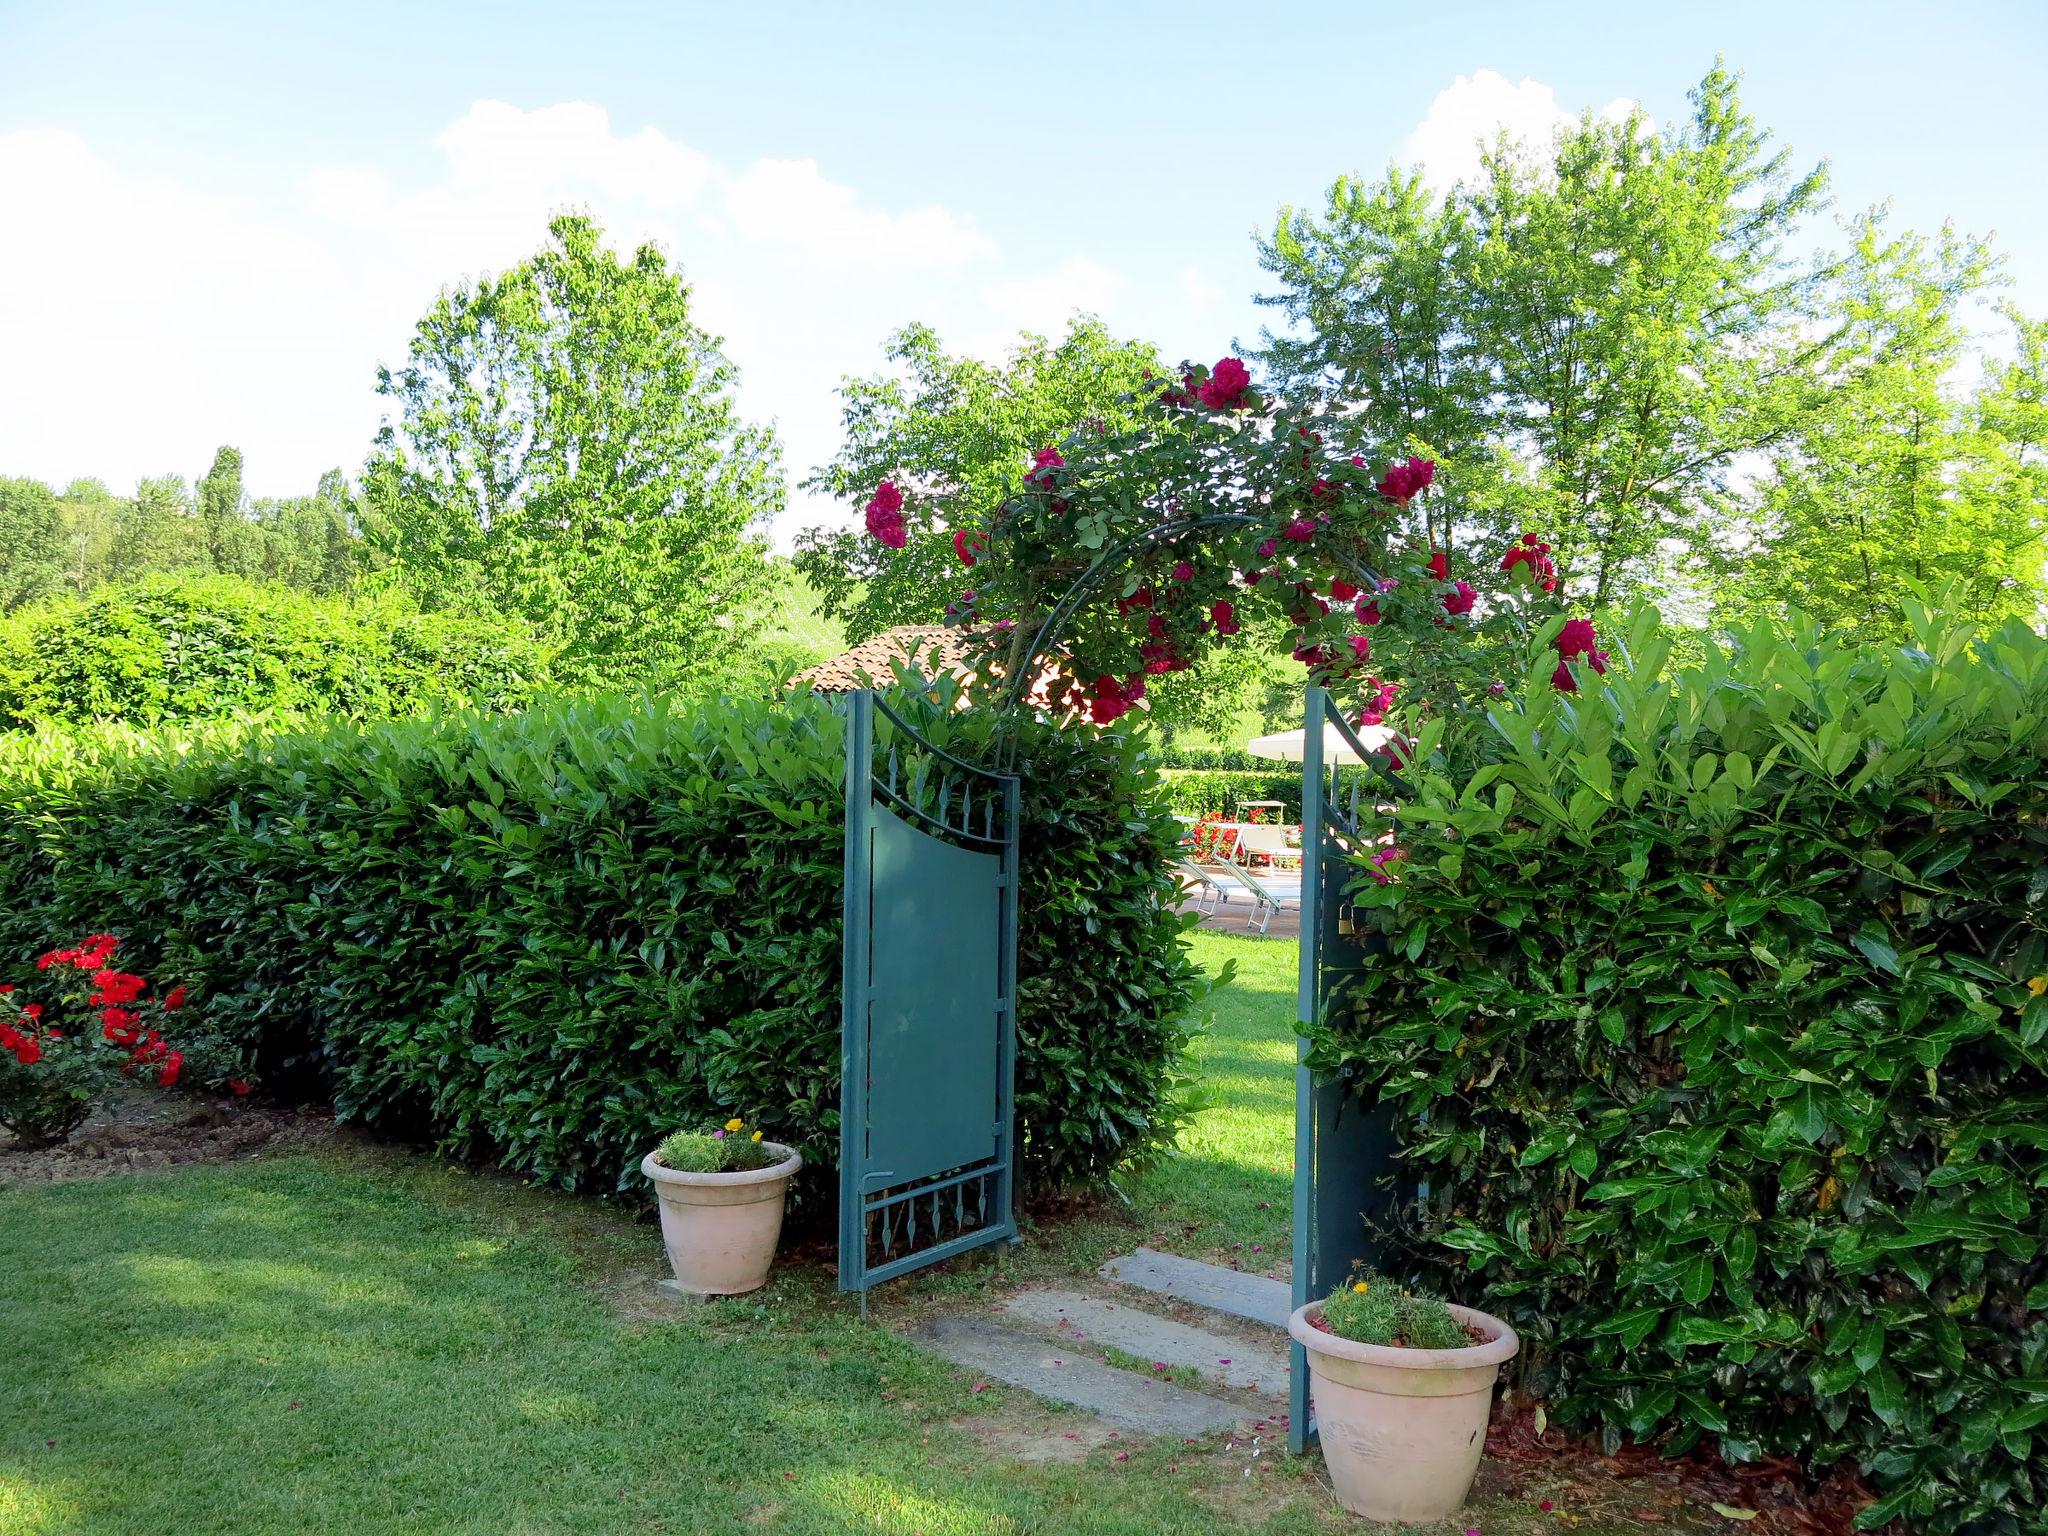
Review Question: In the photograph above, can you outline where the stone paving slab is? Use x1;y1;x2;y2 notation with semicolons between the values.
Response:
909;1316;1249;1437
1000;1288;1290;1395
1098;1247;1294;1330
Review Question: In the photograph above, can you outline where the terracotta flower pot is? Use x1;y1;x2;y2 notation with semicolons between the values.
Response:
641;1142;802;1297
1288;1300;1520;1523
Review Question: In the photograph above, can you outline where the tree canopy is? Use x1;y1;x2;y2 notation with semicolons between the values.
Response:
365;212;783;688
1254;62;2046;627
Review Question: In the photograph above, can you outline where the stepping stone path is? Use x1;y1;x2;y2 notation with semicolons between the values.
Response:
907;1248;1298;1442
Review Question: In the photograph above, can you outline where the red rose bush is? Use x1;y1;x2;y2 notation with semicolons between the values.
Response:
0;935;242;1149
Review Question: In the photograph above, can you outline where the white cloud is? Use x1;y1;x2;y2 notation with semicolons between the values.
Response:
1398;69;1638;189
0;101;1118;546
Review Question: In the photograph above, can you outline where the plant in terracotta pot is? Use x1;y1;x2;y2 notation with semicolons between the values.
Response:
1289;1275;1519;1522
641;1118;802;1298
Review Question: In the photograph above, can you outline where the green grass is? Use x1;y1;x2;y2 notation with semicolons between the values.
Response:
1118;928;1299;1265
2;940;1696;1536
3;1149;1363;1536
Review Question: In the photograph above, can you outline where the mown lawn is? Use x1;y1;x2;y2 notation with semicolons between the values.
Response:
2;933;1681;1536
1118;928;1298;1265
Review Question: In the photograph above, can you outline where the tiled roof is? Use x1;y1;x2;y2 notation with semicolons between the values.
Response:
792;626;986;693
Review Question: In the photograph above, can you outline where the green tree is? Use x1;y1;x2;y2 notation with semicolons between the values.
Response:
1257;63;1834;606
110;474;206;581
365;212;781;686
796;317;1164;643
196;445;268;578
0;477;64;613
1717;228;2044;636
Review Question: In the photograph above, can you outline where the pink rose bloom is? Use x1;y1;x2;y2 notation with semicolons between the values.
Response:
1376;457;1436;502
1197;356;1252;411
1257;539;1278;558
1346;634;1372;663
1171;560;1195;582
1355;597;1382;626
1034;446;1065;470
1282;519;1317;543
864;481;907;549
1442;580;1476;617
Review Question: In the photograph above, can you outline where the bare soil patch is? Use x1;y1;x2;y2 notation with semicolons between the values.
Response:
0;1086;335;1186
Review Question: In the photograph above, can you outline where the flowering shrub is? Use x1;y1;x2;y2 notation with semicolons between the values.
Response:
1311;599;2048;1534
858;354;1585;729
0;935;233;1148
655;1117;778;1174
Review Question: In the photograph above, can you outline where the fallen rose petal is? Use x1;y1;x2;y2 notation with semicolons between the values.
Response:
1113;1451;1130;1462
971;1380;988;1394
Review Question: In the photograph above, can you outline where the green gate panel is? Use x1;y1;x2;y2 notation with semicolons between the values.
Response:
864;806;1003;1178
839;689;1020;1302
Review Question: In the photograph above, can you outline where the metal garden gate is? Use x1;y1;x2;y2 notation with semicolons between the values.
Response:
1290;684;1407;1454
838;689;1021;1303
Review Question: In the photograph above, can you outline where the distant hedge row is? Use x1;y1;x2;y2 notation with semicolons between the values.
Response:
0;688;1206;1198
1157;768;1302;821
0;574;554;729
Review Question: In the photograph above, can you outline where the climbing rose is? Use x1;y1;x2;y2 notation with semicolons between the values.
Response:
13;1036;39;1065
1376;457;1436;502
1346;635;1372;664
1211;600;1240;636
1171;561;1195;582
1355;596;1382;626
1033;447;1065;470
1281;519;1317;543
1441;580;1476;617
1257;538;1277;558
953;529;985;567
1427;549;1450;581
90;970;146;1007
1329;578;1359;602
864;481;907;549
1197;356;1252;411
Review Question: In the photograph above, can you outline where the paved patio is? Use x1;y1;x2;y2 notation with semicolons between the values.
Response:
1177;870;1302;939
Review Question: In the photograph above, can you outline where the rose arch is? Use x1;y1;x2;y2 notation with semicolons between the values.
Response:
858;355;1609;748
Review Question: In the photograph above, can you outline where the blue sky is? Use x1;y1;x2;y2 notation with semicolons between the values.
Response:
3;0;2044;540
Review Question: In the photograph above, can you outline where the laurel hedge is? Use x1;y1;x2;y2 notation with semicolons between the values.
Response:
1311;602;2048;1534
0;687;1206;1198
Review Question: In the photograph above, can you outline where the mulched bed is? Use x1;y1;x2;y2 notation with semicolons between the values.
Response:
0;1086;334;1186
1484;1395;1893;1536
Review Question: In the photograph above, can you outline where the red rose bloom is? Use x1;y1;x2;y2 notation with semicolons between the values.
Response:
163;985;187;1012
1328;578;1359;602
1171;561;1195;582
1281;519;1317;543
1442;580;1476;617
1211;600;1240;636
952;529;985;568
157;1049;184;1088
1427;549;1450;582
1555;617;1598;658
1197;357;1252;411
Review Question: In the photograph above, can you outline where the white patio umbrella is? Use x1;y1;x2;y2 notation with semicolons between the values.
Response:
1244;720;1397;764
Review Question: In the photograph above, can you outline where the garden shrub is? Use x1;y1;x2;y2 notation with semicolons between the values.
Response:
1312;601;2048;1534
1157;768;1302;821
0;574;554;728
1150;744;1273;772
0;685;1205;1200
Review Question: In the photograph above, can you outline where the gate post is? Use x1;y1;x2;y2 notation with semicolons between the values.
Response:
838;689;875;1291
1290;686;1402;1454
